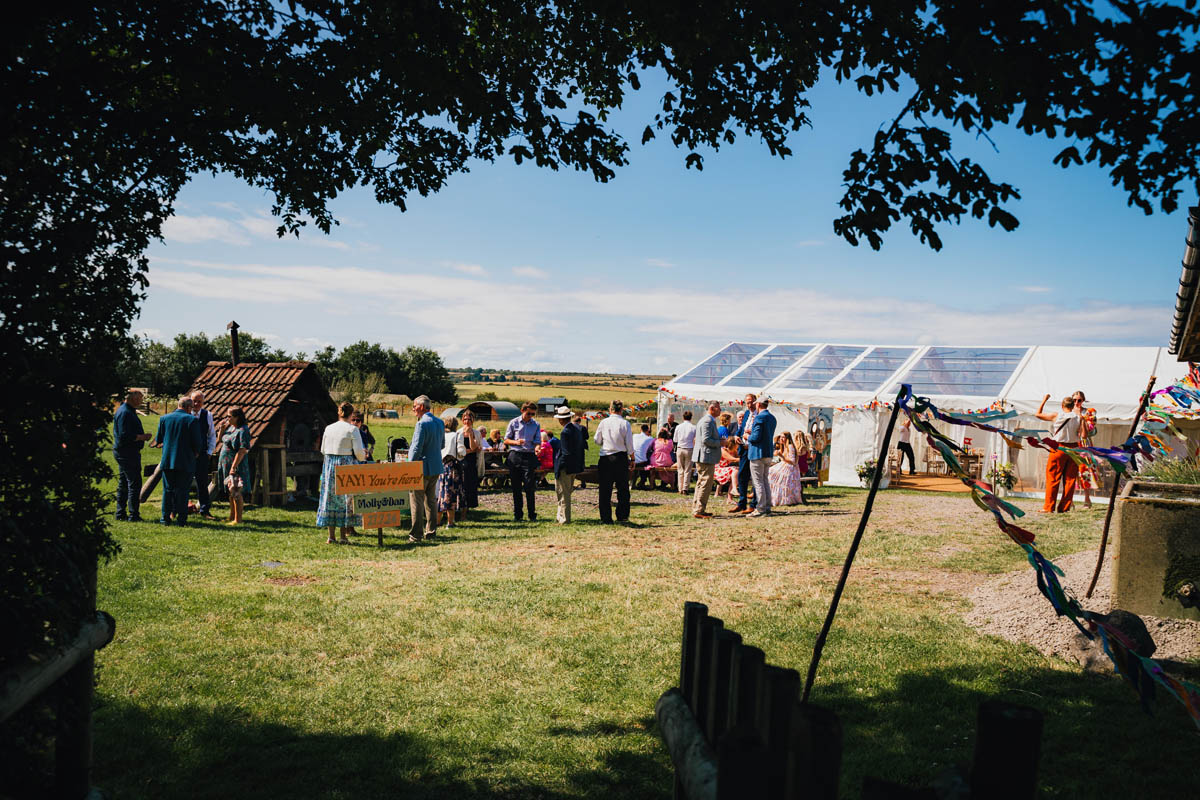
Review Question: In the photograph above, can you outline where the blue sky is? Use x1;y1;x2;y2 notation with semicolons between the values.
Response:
138;72;1191;374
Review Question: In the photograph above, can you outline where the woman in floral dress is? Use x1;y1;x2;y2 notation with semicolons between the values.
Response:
437;416;465;528
217;407;251;525
768;432;805;506
316;402;367;543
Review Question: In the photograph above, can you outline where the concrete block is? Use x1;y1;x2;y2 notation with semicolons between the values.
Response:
1112;481;1200;622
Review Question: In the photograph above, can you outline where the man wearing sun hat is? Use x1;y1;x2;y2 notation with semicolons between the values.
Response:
553;406;586;523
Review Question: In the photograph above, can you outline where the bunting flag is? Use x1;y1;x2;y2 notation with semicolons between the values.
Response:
895;382;1200;729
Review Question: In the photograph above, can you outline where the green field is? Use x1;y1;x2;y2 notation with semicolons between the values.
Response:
454;382;662;407
90;447;1198;798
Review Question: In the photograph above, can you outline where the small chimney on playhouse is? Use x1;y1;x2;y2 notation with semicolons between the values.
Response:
227;320;240;365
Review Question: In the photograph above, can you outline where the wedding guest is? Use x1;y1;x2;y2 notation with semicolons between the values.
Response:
154;396;205;526
317;402;367;543
436;416;465;529
768;430;805;506
113;390;151;521
746;399;777;517
662;412;679;448
218;407;251;525
632;423;654;488
1073;390;1097;509
504;402;541;521
351;412;376;460
594;400;634;524
458;411;482;519
673;410;697;495
692;402;722;518
1035;394;1081;513
896;418;916;475
190;391;217;519
730;394;758;514
717;412;733;439
715;438;740;501
408;395;445;541
553;406;586;523
536;430;556;471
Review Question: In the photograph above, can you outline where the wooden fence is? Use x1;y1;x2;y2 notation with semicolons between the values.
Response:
657;602;1043;800
1;566;115;798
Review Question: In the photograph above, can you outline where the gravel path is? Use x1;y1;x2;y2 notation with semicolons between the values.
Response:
963;549;1200;665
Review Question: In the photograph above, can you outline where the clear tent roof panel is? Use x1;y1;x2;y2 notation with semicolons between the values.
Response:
829;346;918;391
675;342;771;386
776;345;868;390
723;344;817;387
890;346;1028;397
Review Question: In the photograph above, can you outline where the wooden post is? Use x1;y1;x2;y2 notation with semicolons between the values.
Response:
716;725;769;800
691;617;724;735
728;645;765;731
54;561;99;798
759;665;800;799
0;612;115;725
1085;374;1156;598
705;629;742;744
677;602;707;800
802;391;903;703
970;700;1042;799
138;463;162;505
790;702;842;800
656;688;718;800
258;447;270;507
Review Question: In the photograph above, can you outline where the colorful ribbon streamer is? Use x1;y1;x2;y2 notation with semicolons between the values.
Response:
896;383;1200;729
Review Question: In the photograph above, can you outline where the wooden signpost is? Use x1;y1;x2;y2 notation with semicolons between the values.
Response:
334;461;422;546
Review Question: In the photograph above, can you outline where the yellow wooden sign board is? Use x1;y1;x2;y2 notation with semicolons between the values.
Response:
334;461;423;495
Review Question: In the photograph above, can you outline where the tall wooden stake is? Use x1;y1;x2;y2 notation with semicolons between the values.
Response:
1084;374;1156;599
802;392;902;703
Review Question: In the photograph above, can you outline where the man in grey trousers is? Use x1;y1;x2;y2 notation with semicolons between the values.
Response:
692;402;722;518
407;394;444;542
746;398;777;517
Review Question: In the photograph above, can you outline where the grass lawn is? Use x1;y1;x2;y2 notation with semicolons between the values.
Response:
93;447;1198;798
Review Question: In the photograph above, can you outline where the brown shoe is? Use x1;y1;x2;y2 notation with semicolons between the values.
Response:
739;508;755;515
692;512;709;519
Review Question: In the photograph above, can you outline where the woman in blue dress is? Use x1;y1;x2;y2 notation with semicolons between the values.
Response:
217;407;251;525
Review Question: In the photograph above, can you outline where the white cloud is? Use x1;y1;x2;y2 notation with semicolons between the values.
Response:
245;329;281;342
144;255;1171;372
1019;286;1052;293
161;215;250;245
446;261;487;276
646;258;674;268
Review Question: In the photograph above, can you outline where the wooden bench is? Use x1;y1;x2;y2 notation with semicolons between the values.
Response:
659;602;1044;799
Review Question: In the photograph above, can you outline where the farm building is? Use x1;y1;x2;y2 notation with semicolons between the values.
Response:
536;396;566;413
458;400;520;422
188;360;337;506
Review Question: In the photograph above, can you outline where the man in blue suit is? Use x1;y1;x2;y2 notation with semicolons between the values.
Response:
552;406;586;523
746;398;777;517
153;396;205;525
407;394;445;542
730;393;758;514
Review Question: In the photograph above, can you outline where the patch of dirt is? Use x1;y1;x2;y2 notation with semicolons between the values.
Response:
264;575;318;586
963;549;1200;664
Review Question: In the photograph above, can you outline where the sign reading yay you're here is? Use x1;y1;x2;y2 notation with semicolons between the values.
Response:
334;462;422;528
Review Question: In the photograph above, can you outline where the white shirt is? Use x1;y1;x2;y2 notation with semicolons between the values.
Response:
1051;411;1081;443
672;420;697;450
632;432;654;462
193;407;217;455
594;414;634;457
321;419;366;459
897;425;911;445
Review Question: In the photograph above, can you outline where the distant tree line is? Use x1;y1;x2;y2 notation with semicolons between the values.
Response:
120;334;456;403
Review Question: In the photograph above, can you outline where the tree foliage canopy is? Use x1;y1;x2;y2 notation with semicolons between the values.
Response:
3;0;1196;675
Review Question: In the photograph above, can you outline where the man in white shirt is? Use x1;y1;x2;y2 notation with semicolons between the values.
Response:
672;410;697;495
631;423;654;489
190;390;217;519
593;400;634;524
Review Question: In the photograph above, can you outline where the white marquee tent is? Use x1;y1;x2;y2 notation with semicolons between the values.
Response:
658;343;1193;491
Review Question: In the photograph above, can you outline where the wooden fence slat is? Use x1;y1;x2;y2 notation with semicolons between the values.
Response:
758;665;800;800
861;776;937;799
970;700;1042;800
789;701;843;800
716;724;769;800
728;644;765;732
691;617;723;733
680;602;709;705
706;629;742;744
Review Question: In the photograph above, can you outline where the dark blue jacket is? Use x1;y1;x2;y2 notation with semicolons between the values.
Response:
554;422;586;476
112;402;145;456
155;409;205;472
747;410;777;461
